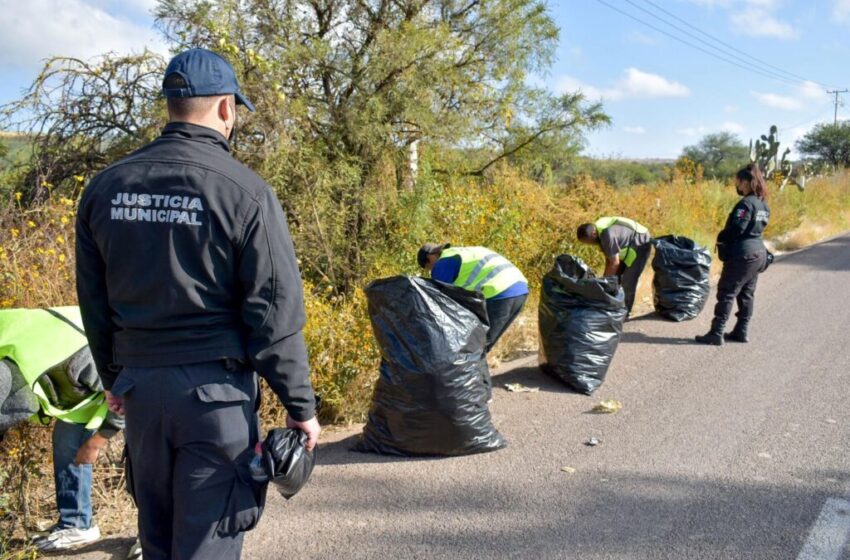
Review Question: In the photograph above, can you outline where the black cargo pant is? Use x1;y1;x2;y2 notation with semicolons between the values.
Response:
713;251;767;328
482;293;528;397
619;243;652;314
111;360;264;560
485;294;528;353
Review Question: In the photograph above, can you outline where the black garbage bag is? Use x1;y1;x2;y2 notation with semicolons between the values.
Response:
538;255;627;395
651;235;712;322
262;428;316;499
355;276;506;457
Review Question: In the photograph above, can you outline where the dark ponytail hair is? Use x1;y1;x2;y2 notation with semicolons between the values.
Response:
736;163;768;201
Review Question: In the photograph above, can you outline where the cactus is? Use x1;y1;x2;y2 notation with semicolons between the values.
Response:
748;125;808;191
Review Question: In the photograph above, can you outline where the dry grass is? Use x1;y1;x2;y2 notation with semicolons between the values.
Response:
772;219;847;251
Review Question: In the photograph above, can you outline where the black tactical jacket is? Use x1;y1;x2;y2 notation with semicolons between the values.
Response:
717;194;770;260
76;122;316;421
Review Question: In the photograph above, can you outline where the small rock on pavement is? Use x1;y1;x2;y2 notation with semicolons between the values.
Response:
561;466;576;474
585;437;601;447
757;452;772;459
824;418;838;424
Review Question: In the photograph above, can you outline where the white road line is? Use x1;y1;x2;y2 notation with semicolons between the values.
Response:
797;498;850;560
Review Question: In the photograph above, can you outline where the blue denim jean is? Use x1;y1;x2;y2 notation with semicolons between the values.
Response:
53;420;95;529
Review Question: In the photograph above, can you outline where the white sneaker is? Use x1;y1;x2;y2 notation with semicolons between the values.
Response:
35;525;101;551
127;538;143;559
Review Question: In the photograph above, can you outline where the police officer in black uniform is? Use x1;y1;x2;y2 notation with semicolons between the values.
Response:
696;163;770;346
76;49;321;559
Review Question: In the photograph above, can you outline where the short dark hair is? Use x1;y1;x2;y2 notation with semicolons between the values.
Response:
164;73;225;119
576;223;596;241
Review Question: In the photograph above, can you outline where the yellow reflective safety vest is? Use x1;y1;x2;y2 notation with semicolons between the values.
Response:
0;307;108;429
439;247;527;300
594;216;650;267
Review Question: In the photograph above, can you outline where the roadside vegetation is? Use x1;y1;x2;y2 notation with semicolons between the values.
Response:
3;0;850;555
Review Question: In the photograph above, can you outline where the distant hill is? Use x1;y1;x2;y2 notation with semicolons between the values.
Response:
0;132;32;164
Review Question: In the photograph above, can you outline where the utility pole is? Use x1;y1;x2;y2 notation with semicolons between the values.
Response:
826;89;848;124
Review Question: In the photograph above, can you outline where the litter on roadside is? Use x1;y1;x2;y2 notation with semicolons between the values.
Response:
503;383;540;393
585;437;601;447
589;399;623;414
561;466;577;474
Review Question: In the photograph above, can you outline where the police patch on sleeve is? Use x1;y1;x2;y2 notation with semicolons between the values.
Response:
735;207;749;220
110;192;204;226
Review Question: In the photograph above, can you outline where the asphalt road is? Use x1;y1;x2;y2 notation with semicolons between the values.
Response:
59;234;850;560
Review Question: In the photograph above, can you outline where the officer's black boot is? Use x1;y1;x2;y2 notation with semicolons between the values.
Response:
724;321;749;343
695;319;725;346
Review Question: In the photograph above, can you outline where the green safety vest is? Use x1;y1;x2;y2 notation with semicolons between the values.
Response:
0;307;108;429
439;247;527;300
595;216;650;267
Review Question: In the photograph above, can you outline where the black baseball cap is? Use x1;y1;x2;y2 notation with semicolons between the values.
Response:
417;242;450;268
162;48;255;112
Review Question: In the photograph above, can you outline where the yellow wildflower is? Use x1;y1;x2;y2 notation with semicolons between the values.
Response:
27;221;36;228
14;192;22;202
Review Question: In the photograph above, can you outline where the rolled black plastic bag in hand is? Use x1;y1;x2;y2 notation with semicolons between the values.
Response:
651;235;712;322
261;428;316;499
538;255;627;395
356;276;506;456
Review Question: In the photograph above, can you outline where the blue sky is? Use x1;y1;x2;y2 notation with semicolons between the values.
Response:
1;0;847;159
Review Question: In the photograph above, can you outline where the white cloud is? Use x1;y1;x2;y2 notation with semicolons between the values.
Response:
783;123;817;157
721;121;746;134
619;68;691;98
556;68;690;102
0;0;167;71
676;122;745;138
688;0;734;7
691;0;798;39
731;8;798;39
798;80;824;100
554;75;605;100
747;0;779;8
833;0;850;22
677;125;710;137
623;126;647;134
751;91;804;110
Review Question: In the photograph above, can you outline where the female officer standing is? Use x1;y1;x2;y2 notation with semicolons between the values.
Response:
696;163;770;346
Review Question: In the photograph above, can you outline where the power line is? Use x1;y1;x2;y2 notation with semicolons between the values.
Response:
637;0;831;88
776;103;833;133
826;89;848;124
594;0;819;88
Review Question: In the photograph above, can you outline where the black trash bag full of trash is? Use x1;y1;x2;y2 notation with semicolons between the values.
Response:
651;235;712;322
538;255;627;395
355;276;506;457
